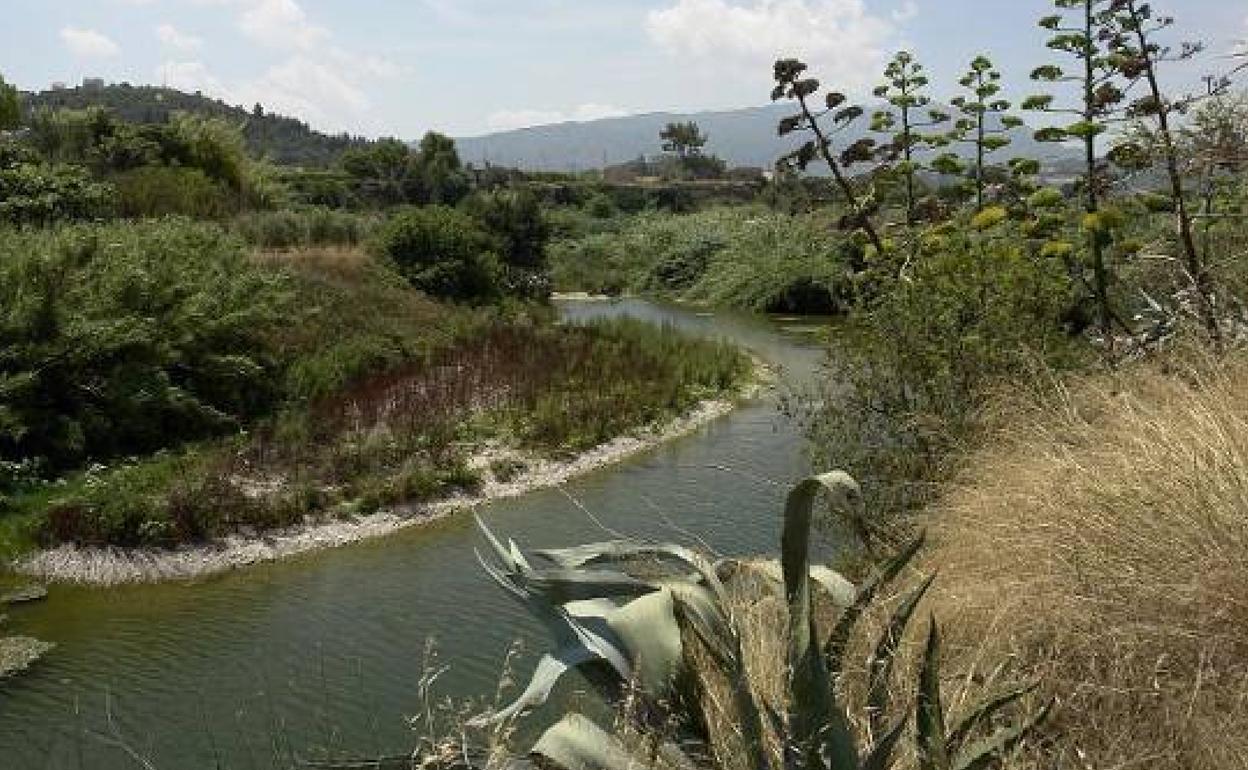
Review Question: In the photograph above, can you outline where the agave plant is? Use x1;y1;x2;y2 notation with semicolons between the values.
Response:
471;471;1052;770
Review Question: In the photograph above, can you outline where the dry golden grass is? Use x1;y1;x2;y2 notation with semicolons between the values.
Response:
909;353;1248;769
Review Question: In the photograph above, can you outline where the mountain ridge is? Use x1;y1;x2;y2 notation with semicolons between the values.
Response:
453;102;1082;173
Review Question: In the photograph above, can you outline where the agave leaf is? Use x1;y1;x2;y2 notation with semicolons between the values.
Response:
824;532;926;676
860;716;908;770
523;568;659;604
540;542;733;610
605;589;685;696
951;699;1054;770
531;714;642;770
867;574;936;736
735;559;857;608
945;683;1038;755
783;472;864;770
916;618;951;770
468;646;599;727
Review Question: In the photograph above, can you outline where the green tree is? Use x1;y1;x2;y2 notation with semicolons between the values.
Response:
374;206;500;302
340;138;418;206
413;131;469;205
772;58;885;258
937;56;1023;211
1110;0;1220;348
0;73;19;131
658;121;708;158
463;188;552;298
1024;0;1129;349
871;51;950;224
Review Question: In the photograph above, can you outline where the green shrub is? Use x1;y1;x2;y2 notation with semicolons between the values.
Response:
0;160;113;225
0;219;290;472
113;166;236;219
462;189;552;299
805;225;1084;520
549;207;854;312
373;206;502;302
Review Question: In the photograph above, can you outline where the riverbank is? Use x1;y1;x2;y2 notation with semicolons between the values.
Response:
16;389;754;586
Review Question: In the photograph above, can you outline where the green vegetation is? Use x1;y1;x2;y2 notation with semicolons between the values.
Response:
23;84;368;167
551;207;856;313
0;224;747;551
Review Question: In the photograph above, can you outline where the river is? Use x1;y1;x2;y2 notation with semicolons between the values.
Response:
0;299;832;769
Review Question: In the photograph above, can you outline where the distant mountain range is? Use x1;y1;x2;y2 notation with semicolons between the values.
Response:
453;103;1082;172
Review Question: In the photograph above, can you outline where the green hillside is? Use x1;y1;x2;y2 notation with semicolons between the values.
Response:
22;84;369;167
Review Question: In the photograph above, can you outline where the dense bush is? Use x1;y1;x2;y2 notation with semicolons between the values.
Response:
113;166;236;219
550;207;855;312
373;206;502;302
0;161;114;225
232;207;378;250
462;189;552;299
804;223;1084;519
0;219;290;473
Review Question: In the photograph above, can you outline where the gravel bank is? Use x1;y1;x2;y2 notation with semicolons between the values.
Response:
16;398;741;586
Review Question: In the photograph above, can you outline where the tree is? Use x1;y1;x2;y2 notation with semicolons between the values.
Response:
374;206;501;302
1024;0;1130;350
871;51;950;224
0;73;19;131
413;131;469;205
1109;0;1220;349
938;56;1024;211
463;188;552;299
772;58;886;258
658;121;707;158
340;138;418;206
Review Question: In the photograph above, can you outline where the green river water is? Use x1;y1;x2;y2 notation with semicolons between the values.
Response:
0;299;834;769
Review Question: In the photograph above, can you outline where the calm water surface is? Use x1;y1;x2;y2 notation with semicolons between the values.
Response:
0;299;833;769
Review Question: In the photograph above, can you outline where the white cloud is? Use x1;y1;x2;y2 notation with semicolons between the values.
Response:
158;60;223;93
156;23;203;53
487;103;629;132
61;27;121;58
239;0;328;51
646;0;897;94
151;0;402;134
892;1;918;23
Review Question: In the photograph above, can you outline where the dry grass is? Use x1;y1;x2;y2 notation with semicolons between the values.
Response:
908;353;1248;769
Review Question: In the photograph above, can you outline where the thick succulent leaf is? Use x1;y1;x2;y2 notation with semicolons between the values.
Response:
468;646;599;727
867;574;937;736
604;589;685;696
951;699;1054;770
738;559;856;608
531;714;641;770
861;716;908;770
663;581;736;667
916;618;951;770
824;532;926;675
782;472;865;770
523;568;659;604
539;542;732;608
945;683;1038;754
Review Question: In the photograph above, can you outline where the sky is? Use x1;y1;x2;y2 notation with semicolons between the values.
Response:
2;0;1245;139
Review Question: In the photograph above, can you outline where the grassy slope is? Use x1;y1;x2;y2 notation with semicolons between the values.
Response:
897;353;1248;769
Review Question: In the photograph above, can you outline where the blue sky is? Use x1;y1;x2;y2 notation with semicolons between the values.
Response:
2;0;1245;138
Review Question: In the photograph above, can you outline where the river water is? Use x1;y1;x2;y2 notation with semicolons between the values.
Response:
0;299;832;770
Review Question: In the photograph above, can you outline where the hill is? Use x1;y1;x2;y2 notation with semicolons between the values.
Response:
454;103;1081;173
22;84;370;167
